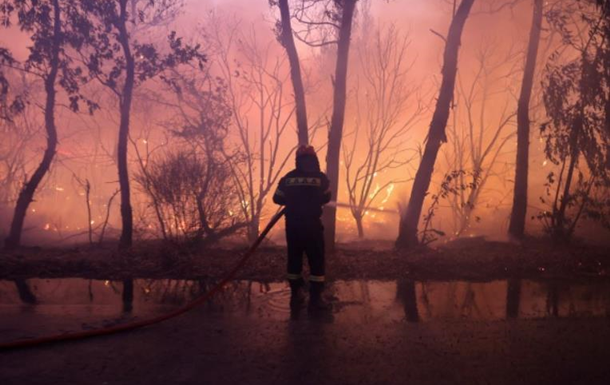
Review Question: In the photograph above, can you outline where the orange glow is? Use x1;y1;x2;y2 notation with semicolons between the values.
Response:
0;0;598;246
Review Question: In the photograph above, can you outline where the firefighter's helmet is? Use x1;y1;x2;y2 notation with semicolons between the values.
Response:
296;145;316;158
295;145;320;172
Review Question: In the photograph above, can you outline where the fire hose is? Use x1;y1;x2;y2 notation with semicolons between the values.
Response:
0;209;286;351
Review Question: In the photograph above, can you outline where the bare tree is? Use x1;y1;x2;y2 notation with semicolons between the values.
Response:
444;42;519;236
508;0;544;239
131;129;170;241
206;18;296;242
343;25;421;238
71;174;93;245
136;150;244;244
396;0;476;249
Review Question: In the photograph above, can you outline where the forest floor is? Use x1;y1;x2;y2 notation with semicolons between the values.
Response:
1;236;608;282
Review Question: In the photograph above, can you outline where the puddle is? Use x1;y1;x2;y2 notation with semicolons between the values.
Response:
1;278;609;341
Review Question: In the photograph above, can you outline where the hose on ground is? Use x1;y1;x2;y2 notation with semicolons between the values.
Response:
0;209;286;351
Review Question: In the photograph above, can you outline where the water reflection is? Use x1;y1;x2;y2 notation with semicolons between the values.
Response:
1;278;609;324
396;279;418;322
13;279;37;304
122;279;133;313
506;279;521;319
415;281;509;320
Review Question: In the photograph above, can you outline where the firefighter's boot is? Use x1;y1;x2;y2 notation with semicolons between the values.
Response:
308;281;331;311
289;279;305;307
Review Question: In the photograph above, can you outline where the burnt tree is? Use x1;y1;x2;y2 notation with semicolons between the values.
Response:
396;0;475;249
277;0;309;145
508;0;543;239
322;0;357;250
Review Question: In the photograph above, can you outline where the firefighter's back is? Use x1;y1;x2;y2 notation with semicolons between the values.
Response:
278;169;329;224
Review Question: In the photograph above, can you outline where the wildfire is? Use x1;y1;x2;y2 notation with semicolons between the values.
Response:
369;183;380;199
380;184;395;205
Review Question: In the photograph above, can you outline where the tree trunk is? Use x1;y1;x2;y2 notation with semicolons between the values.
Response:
322;0;357;251
457;181;478;236
278;0;309;145
604;7;610;168
356;215;364;239
457;207;472;236
554;45;588;241
117;0;135;249
85;180;93;245
4;0;61;250
602;8;610;170
554;124;580;240
508;0;543;239
248;215;260;244
604;70;610;166
396;0;475;249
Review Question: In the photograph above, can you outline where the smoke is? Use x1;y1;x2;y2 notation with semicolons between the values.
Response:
1;0;603;247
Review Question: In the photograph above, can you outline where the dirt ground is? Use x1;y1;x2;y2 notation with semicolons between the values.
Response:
1;237;608;282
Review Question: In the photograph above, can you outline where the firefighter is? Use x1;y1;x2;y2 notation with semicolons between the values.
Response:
273;145;332;310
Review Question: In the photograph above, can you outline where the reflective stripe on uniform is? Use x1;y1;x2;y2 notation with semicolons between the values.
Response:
285;177;321;186
287;273;302;280
309;275;325;282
